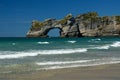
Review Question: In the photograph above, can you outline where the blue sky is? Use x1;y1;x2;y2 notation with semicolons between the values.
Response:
0;0;120;37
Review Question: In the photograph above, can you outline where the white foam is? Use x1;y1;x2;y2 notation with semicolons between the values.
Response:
92;45;110;50
90;41;120;50
88;38;101;42
38;58;120;70
88;45;110;49
38;61;120;70
92;38;101;41
110;41;120;47
38;48;87;55
67;41;76;43
0;52;38;59
0;48;87;59
37;42;49;44
12;43;16;46
36;60;91;66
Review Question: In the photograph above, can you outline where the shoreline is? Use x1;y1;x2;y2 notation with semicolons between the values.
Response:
0;63;120;80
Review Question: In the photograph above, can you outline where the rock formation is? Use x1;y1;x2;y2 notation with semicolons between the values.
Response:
26;12;120;37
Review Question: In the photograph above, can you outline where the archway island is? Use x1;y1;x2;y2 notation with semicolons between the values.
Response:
26;12;120;37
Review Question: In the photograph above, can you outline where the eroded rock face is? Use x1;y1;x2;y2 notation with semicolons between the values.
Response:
26;12;120;37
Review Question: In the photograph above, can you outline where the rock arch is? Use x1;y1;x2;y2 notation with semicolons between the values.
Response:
26;15;82;37
43;27;62;37
47;28;61;37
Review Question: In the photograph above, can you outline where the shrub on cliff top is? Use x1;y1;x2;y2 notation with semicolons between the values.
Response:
58;13;73;25
58;19;67;25
32;20;48;30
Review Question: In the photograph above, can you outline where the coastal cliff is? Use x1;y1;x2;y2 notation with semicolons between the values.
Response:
26;12;120;37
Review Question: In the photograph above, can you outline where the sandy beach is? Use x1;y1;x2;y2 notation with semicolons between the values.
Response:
0;63;120;80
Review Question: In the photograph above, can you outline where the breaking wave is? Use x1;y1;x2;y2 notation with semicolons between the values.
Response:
36;60;91;66
91;45;110;50
0;48;87;59
37;58;120;70
39;61;120;70
67;41;76;43
12;43;16;46
91;38;101;41
110;41;120;47
90;41;120;50
0;52;38;59
0;41;119;60
88;38;101;42
37;41;49;44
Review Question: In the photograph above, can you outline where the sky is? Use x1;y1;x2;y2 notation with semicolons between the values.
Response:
0;0;120;37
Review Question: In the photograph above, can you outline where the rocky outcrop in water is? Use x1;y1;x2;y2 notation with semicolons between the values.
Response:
26;12;120;37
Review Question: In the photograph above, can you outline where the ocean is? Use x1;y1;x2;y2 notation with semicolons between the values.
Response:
0;37;120;74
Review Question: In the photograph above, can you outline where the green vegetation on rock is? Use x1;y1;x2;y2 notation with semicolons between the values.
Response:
81;12;99;29
58;19;67;25
58;14;73;25
31;20;48;30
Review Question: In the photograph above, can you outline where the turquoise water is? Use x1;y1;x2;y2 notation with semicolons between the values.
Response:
0;37;120;73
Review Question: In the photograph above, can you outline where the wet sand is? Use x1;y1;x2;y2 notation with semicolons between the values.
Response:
0;63;120;80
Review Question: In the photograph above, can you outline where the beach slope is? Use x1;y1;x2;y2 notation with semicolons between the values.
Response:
0;63;120;80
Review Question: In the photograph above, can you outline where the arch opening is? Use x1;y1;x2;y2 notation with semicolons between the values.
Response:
47;28;61;37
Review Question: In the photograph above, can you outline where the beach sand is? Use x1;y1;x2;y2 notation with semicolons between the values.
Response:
0;63;120;80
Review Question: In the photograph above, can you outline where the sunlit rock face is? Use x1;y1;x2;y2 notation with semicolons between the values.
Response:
26;12;120;37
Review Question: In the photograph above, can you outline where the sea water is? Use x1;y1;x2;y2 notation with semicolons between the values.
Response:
0;37;120;73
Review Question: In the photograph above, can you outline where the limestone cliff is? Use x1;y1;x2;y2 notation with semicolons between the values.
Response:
26;12;120;37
